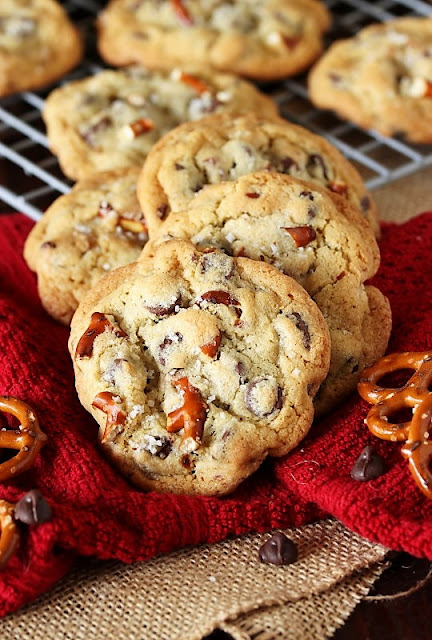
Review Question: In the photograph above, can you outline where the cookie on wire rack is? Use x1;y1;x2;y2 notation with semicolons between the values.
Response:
308;17;432;143
97;0;331;81
43;67;278;180
24;168;148;325
0;0;83;97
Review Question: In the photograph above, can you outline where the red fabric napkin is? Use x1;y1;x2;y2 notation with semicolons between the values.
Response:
0;212;431;616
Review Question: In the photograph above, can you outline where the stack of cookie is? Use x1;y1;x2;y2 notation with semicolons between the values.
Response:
23;1;392;496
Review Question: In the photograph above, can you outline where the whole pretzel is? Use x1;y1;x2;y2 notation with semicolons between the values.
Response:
402;394;432;500
0;500;19;569
358;352;432;441
0;396;47;482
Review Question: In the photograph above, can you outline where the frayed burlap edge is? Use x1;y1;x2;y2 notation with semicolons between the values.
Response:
2;519;388;640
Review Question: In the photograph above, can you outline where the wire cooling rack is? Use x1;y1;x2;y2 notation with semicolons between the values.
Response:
0;0;431;221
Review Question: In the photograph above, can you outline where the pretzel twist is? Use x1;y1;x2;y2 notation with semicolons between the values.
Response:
0;396;47;482
358;352;432;441
0;500;19;569
358;352;432;499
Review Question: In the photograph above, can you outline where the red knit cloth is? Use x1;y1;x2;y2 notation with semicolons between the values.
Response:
0;212;431;616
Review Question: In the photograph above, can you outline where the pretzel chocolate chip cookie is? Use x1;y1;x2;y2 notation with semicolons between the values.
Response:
43;67;278;180
308;17;432;143
24;168;148;325
97;0;330;81
146;172;391;415
0;0;82;97
137;112;379;237
69;240;330;495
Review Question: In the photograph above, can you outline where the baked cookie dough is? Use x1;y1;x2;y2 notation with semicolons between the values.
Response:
43;67;278;180
308;17;432;143
69;240;330;495
97;0;331;81
137;112;379;237
0;0;82;97
146;172;391;415
24;168;147;325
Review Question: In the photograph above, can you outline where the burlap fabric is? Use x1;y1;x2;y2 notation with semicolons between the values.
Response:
3;520;388;640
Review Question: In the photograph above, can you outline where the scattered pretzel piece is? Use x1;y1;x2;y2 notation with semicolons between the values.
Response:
0;396;47;482
0;500;19;570
358;352;432;441
402;394;432;500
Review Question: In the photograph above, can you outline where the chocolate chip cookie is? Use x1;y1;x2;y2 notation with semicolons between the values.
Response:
145;172;391;415
308;17;432;143
24;168;147;325
69;240;330;495
97;0;330;81
137;112;379;237
0;0;83;97
43;67;278;181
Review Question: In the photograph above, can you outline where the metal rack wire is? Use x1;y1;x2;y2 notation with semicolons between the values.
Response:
0;0;431;221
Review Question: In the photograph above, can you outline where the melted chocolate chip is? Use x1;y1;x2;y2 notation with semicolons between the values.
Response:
15;490;52;526
306;154;329;181
299;190;315;201
157;203;169;219
360;196;371;212
350;446;386;481
40;241;57;249
175;163;185;170
279;156;299;174
328;72;343;85
81;115;112;146
245;378;282;417
259;532;298;566
146;296;181;317
290;312;311;350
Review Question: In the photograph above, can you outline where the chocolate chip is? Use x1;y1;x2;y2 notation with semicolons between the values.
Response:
199;252;235;278
328;72;343;85
306;154;329;181
350;445;386;482
175;163;185;170
80;115;112;146
40;241;56;249
360;196;371;212
15;490;52;526
259;532;298;566
290;312;311;350
157;204;169;219
279;156;299;174
145;295;181;317
299;190;315;201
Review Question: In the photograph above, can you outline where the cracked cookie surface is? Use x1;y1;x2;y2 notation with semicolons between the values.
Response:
138;112;379;237
0;0;82;97
146;172;391;415
24;168;147;325
69;240;330;495
97;0;330;81
43;67;278;180
308;17;432;143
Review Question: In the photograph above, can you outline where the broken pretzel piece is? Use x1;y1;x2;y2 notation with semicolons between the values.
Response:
0;500;19;570
0;396;47;482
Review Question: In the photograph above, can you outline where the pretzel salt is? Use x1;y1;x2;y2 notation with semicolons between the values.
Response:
0;500;19;569
0;396;47;482
358;352;432;441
